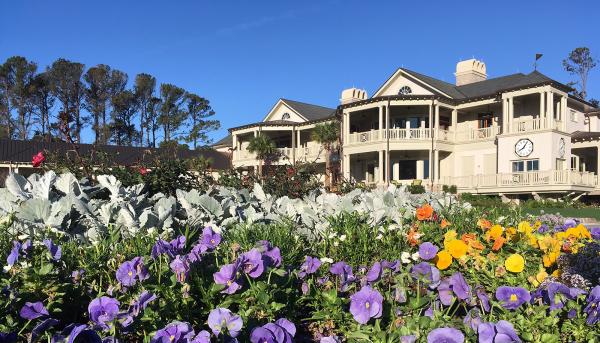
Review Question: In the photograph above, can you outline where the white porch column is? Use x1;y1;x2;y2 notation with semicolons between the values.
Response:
508;96;514;133
560;96;567;131
343;154;350;180
378;150;384;184
385;104;390;185
502;98;508;133
547;92;555;129
451;109;458;130
539;92;545;127
253;130;258;137
434;104;440;138
428;103;434;181
434;149;440;182
378;106;383;131
416;160;424;179
291;127;296;164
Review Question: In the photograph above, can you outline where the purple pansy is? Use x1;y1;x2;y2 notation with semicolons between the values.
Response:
191;330;211;343
320;336;341;343
88;296;120;329
495;286;531;310
239;248;265;278
151;321;195;343
207;308;243;338
419;242;439;260
584;285;600;325
201;226;221;250
19;301;49;320
478;320;521;343
42;239;61;261
543;282;586;311
31;318;59;342
170;235;186;251
330;261;356;291
121;291;157;327
256;241;282;268
298;256;321;278
410;262;440;288
151;239;173;259
349;285;383;324
427;327;464;343
6;241;22;268
116;256;149;286
214;262;243;294
250;318;296;343
475;286;491;312
169;255;190;283
366;262;382;283
54;324;102;343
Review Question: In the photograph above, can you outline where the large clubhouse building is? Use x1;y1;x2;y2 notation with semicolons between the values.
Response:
214;59;600;196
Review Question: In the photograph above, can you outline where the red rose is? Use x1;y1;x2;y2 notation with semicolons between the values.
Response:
32;152;45;168
139;167;149;176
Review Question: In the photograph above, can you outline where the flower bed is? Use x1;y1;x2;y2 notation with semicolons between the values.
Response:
0;171;599;342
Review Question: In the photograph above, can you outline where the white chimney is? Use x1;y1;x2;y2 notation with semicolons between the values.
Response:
455;59;487;86
340;87;368;104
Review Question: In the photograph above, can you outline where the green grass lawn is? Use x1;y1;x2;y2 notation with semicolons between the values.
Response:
524;207;600;221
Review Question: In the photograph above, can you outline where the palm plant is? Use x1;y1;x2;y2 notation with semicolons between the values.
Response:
247;133;277;176
311;121;340;188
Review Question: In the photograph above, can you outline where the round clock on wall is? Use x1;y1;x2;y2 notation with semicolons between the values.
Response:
515;138;533;157
558;138;566;158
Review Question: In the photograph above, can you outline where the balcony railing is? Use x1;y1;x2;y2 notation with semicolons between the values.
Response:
233;146;325;163
441;170;598;190
454;126;500;142
512;118;563;133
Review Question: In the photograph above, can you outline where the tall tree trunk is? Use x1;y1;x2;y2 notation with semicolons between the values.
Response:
324;149;331;189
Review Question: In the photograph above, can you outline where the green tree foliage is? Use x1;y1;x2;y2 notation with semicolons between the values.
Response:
311;121;340;188
2;56;37;140
47;58;86;142
158;83;187;143
30;72;55;140
134;73;156;147
146;96;162;147
109;90;139;146
247;133;277;176
83;64;128;144
184;93;219;149
563;47;597;99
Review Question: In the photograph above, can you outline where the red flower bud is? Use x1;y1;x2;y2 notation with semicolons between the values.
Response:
32;152;45;168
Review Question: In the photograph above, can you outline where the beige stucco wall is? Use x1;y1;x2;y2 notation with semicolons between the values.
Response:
497;131;571;173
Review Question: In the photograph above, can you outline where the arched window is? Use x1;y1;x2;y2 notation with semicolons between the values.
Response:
281;112;291;120
398;86;412;95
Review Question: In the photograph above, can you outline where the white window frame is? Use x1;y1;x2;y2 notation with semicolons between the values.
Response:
511;158;539;172
570;110;578;123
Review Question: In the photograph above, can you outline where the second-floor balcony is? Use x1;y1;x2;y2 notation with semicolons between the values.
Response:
233;145;325;165
345;126;501;145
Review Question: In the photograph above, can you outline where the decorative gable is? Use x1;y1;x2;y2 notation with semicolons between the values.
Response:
373;69;436;97
262;100;307;123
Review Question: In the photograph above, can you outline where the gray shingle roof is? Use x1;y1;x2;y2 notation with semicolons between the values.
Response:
399;69;567;100
212;134;232;147
0;139;230;170
281;99;336;121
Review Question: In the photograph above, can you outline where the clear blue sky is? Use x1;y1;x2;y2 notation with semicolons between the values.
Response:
1;0;599;144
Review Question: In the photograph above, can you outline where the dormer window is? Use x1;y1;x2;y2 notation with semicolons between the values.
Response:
281;112;291;120
398;86;412;95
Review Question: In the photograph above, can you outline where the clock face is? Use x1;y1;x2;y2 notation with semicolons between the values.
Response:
558;138;566;158
515;139;534;157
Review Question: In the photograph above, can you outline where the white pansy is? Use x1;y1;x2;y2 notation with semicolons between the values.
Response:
328;232;337;239
401;252;411;264
339;234;347;242
320;257;334;264
411;252;420;261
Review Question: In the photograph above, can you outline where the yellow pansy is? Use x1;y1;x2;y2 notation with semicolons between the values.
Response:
446;239;468;258
518;221;533;235
543;251;559;267
435;250;453;270
486;225;503;241
505;253;525;273
444;230;458;245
